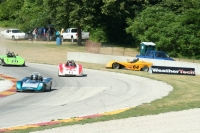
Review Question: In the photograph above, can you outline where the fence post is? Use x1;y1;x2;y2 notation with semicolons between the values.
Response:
112;45;114;55
123;47;125;56
98;43;101;54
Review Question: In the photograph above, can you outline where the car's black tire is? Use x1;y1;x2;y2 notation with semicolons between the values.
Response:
112;63;120;69
142;65;149;72
49;86;52;91
58;71;61;77
49;82;52;91
71;37;74;42
43;86;47;92
22;62;25;66
1;59;5;66
12;36;15;40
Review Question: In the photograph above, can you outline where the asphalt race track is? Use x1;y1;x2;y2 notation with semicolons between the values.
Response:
0;63;173;128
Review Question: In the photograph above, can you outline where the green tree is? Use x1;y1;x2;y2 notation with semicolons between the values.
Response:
126;6;177;51
177;1;200;58
42;0;102;45
15;0;49;31
67;0;99;45
0;0;23;21
126;0;200;58
100;0;162;46
43;0;70;29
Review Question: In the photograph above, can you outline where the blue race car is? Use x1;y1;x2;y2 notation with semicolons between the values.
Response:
16;72;52;92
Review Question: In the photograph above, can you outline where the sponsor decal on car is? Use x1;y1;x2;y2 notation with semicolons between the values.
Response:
133;65;139;69
151;66;195;76
22;83;38;88
11;59;18;63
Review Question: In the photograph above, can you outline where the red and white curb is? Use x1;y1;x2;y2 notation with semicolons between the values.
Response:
0;74;17;98
0;108;130;132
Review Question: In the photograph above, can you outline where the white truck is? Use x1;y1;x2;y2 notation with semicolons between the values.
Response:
62;28;89;42
0;29;26;40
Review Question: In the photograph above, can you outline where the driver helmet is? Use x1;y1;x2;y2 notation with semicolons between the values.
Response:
7;51;12;57
11;52;15;56
68;61;73;66
68;62;72;66
32;74;38;80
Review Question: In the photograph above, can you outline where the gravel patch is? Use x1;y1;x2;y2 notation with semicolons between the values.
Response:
32;108;200;133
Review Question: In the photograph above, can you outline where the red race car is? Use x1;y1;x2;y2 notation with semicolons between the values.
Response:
58;60;83;77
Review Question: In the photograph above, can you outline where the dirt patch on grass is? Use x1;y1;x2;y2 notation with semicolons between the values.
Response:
0;39;139;64
0;40;85;65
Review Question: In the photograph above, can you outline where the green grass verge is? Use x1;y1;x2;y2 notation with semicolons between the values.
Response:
1;41;200;133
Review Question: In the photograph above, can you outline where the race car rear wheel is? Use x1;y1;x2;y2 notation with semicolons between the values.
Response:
49;82;52;91
142;65;149;72
112;63;120;69
22;62;25;66
49;85;52;91
43;86;47;92
0;59;5;66
58;71;61;77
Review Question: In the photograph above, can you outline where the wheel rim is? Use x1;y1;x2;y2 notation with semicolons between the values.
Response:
112;63;119;69
143;66;149;71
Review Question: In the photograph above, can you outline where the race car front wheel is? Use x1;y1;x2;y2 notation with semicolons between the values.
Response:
112;63;120;69
142;65;149;72
0;59;5;66
22;62;25;66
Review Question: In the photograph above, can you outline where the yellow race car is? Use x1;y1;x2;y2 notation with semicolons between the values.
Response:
105;58;153;71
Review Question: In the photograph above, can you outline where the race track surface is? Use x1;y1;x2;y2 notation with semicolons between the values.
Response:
0;63;172;128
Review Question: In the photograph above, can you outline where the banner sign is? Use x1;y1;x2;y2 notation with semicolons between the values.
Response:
150;66;195;76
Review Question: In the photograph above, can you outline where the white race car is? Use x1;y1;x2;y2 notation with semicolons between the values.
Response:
58;60;83;77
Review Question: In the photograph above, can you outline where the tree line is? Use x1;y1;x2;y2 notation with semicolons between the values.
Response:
0;0;200;59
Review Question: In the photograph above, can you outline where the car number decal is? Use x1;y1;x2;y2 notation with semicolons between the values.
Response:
11;59;18;63
133;65;139;69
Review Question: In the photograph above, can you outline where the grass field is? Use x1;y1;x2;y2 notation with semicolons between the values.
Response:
0;39;200;133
